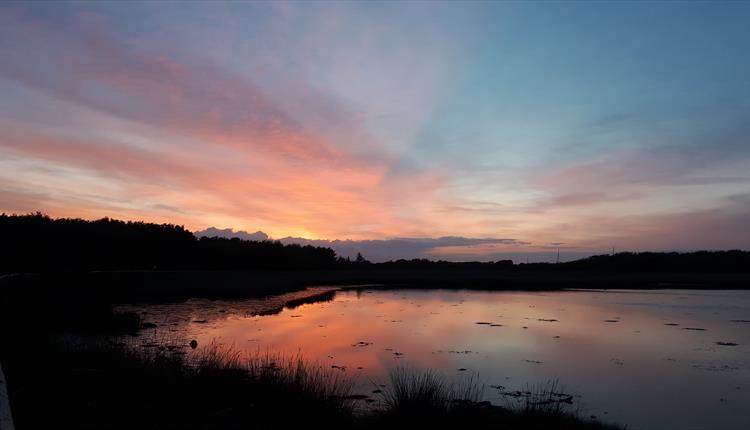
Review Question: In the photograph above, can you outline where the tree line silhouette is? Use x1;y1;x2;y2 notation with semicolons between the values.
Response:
0;213;342;273
1;213;748;274
536;250;750;273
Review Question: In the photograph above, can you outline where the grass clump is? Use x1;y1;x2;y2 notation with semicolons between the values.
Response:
378;365;483;415
364;366;620;430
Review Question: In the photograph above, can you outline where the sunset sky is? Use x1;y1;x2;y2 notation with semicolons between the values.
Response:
1;1;749;261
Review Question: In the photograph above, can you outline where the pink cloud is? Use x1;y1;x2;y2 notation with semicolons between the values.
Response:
0;8;453;239
0;123;446;239
0;9;355;166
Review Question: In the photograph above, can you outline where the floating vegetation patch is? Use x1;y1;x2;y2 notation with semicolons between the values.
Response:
692;364;739;372
492;382;575;408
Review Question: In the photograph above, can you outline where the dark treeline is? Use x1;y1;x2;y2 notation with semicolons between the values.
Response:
384;251;750;273
2;213;748;275
528;250;750;273
0;213;340;273
377;253;750;274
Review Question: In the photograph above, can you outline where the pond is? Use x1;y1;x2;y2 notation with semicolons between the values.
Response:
123;288;750;430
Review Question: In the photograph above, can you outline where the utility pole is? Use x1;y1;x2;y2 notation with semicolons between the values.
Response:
556;247;560;264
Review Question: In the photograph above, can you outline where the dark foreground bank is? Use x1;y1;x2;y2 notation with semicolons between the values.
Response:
2;338;621;430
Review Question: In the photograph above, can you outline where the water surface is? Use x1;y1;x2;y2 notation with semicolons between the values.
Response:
125;289;750;430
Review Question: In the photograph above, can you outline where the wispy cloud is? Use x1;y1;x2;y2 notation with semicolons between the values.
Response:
0;5;450;239
1;2;749;258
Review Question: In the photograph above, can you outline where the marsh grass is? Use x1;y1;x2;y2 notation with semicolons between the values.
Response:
366;366;620;429
191;344;358;411
378;365;484;415
247;351;357;405
4;338;358;430
3;338;621;430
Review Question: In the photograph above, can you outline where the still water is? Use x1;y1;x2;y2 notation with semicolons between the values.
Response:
126;288;750;430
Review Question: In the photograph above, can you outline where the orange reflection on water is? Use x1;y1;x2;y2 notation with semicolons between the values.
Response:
135;289;750;430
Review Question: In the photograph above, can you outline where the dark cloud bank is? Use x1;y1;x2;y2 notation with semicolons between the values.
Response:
195;227;269;242
193;228;562;262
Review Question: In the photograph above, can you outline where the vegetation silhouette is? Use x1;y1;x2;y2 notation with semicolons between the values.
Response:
2;339;621;430
523;250;750;273
0;212;340;273
2;213;747;275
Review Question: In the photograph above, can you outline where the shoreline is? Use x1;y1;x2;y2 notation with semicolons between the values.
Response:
2;270;749;306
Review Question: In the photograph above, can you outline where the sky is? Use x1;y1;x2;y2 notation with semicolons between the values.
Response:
1;1;749;262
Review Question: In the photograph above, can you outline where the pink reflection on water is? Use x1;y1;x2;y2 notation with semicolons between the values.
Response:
131;289;750;430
